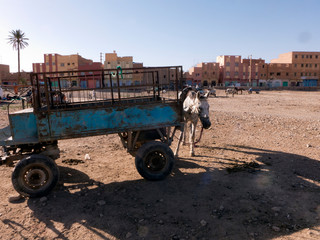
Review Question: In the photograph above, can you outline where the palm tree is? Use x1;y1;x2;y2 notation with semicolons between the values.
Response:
8;29;29;83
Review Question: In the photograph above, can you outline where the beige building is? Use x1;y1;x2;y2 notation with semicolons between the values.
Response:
197;62;220;86
271;51;320;86
104;51;133;86
0;64;10;83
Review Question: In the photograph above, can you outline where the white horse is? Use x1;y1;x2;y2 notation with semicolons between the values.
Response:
175;88;211;157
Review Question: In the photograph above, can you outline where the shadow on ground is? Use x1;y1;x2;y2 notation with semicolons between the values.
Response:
4;147;319;239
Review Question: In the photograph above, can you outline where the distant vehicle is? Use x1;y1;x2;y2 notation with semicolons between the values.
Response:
248;88;260;94
208;88;216;97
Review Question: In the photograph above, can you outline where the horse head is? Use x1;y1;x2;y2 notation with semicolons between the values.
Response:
182;89;211;129
198;91;211;129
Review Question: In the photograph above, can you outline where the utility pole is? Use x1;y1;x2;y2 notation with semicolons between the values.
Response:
248;55;252;87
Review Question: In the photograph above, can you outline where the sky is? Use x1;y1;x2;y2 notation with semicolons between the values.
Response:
0;0;319;73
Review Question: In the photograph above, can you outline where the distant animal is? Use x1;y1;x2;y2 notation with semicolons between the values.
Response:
175;88;211;157
234;87;245;95
225;88;237;97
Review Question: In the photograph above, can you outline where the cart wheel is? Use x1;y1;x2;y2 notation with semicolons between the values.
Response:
12;154;59;198
135;141;174;181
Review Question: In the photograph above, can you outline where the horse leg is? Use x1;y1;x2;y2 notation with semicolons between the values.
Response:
189;122;196;157
174;123;184;158
182;123;188;145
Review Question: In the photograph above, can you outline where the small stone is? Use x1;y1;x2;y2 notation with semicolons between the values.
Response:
219;205;224;211
200;219;207;226
272;226;280;232
97;200;106;206
271;207;281;212
85;154;91;160
40;197;48;202
99;213;103;217
8;195;24;203
126;232;132;238
158;220;164;225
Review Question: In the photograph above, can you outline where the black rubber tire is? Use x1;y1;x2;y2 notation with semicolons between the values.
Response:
135;141;174;181
12;154;60;198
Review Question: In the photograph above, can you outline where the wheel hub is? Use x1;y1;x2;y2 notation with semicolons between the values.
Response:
24;168;47;189
146;152;166;172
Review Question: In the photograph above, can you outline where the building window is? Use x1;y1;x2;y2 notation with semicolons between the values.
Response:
286;72;289;76
301;64;304;67
262;64;265;68
235;71;238;76
294;72;297;76
67;63;70;66
277;72;281;76
226;62;230;66
52;62;55;65
316;55;318;59
314;73;317;76
61;63;65;67
302;55;304;58
310;55;312;59
295;55;298;58
46;62;49;66
306;64;308;67
306;55;309;59
300;73;303;76
315;64;318;68
235;62;239;67
270;72;274;76
226;71;230;76
294;64;297;67
310;64;312;68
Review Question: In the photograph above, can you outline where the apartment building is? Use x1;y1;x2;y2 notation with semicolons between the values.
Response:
271;51;320;86
186;65;202;86
0;64;10;83
216;55;264;86
33;53;102;88
104;51;133;86
196;62;220;86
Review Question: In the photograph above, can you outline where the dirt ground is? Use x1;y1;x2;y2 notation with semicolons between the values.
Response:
0;89;320;240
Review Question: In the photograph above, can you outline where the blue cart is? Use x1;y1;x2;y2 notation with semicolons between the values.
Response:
0;66;184;197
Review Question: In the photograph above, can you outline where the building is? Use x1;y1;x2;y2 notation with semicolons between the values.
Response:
0;64;30;86
271;51;320;86
196;62;220;87
0;64;10;84
216;55;265;87
186;65;202;86
104;51;133;86
33;53;102;88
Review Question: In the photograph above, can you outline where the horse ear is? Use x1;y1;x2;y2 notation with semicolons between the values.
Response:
204;91;210;98
196;91;201;98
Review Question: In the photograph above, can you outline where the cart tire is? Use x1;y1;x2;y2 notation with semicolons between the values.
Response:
135;141;174;181
12;154;59;198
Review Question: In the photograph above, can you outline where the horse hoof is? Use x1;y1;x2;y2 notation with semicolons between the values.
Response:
190;153;195;157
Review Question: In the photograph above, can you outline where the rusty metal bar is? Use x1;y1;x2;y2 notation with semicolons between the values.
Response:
175;67;179;100
116;69;121;101
156;70;160;97
109;73;114;103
